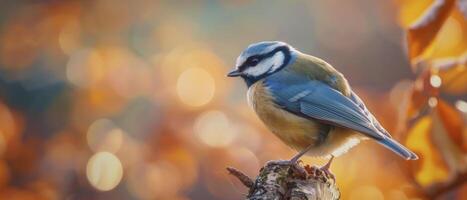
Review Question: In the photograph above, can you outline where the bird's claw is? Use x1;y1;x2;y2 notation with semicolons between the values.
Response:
319;166;336;182
304;165;336;183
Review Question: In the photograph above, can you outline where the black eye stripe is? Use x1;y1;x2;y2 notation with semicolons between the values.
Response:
246;57;260;66
239;45;290;71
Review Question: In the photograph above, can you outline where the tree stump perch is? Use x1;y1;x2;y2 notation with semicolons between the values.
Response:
227;161;340;200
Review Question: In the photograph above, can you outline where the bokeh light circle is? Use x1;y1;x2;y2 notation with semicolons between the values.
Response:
176;67;215;107
455;100;467;113
194;110;236;147
86;152;123;191
429;75;442;88
428;97;438;107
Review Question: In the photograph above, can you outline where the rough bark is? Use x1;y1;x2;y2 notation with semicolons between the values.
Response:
227;161;340;200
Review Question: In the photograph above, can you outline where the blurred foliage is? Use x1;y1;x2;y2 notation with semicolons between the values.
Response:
397;0;466;198
0;0;464;200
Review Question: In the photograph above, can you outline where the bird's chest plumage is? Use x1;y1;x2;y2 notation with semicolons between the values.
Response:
247;81;322;150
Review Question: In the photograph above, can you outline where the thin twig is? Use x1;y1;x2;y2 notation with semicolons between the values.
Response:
227;167;254;188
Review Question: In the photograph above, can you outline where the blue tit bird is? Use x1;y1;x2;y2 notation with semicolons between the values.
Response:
227;41;418;169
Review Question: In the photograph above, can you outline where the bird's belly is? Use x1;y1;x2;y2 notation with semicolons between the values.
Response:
258;105;321;151
248;83;321;151
248;81;361;157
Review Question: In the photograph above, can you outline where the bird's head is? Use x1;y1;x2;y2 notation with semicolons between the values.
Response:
227;41;297;86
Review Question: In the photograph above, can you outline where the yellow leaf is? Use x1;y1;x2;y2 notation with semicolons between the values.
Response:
397;0;433;27
406;116;449;186
406;0;456;62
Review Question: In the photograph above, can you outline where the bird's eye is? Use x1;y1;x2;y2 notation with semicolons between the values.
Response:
249;58;260;66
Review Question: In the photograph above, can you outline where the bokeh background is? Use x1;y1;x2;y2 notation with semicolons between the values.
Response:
0;0;465;199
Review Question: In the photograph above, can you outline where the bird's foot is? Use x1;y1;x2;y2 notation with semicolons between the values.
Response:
304;165;336;183
319;165;336;182
317;155;335;182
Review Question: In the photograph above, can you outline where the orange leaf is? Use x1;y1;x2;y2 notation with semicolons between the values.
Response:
408;85;429;119
406;0;456;62
436;100;464;147
432;100;466;173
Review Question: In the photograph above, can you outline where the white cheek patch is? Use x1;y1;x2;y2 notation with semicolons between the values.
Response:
243;51;285;77
267;51;285;73
243;61;270;77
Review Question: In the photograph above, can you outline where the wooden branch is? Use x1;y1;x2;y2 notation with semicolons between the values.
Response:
227;167;254;188
228;161;340;200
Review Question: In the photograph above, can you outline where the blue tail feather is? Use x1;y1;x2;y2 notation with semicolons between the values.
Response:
378;138;418;160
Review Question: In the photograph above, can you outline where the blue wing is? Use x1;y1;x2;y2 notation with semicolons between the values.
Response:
268;79;385;140
264;74;418;160
349;91;392;138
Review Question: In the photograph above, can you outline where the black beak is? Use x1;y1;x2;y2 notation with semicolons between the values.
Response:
227;69;242;77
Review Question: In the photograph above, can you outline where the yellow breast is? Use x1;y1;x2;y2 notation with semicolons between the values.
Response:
247;80;322;151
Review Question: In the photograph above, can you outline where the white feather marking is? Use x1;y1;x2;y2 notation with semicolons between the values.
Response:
288;90;311;102
267;51;285;73
243;51;285;77
331;137;360;156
